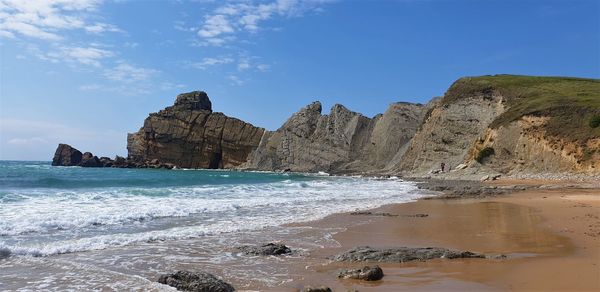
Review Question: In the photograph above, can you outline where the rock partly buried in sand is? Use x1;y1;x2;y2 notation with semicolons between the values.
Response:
157;271;235;292
332;246;485;263
338;265;384;281
238;243;291;256
350;211;428;218
405;213;429;218
301;286;332;292
350;211;397;217
52;143;83;166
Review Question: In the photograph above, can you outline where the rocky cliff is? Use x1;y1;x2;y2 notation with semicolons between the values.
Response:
53;75;599;177
242;101;426;173
398;75;600;177
126;91;265;169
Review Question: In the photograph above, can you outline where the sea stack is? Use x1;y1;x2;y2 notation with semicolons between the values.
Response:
126;91;265;169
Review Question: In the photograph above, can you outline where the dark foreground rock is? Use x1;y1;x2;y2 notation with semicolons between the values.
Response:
301;286;332;292
238;243;291;256
338;265;384;281
157;271;235;292
332;246;485;263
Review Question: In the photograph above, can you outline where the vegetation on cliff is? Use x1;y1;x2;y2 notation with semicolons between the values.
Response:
443;75;600;144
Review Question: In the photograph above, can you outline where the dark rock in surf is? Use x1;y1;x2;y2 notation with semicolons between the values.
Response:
238;243;292;256
51;144;114;168
157;270;235;292
52;143;82;166
112;156;128;167
80;152;102;167
338;265;384;281
331;246;485;263
99;157;114;167
0;248;11;259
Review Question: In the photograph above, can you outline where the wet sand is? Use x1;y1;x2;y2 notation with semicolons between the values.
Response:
272;186;600;291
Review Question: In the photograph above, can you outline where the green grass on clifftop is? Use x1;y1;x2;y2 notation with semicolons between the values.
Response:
444;75;600;144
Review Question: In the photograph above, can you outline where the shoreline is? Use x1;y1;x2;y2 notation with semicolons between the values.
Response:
245;180;600;291
1;174;599;291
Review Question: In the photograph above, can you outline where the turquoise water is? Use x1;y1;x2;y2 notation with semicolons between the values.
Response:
0;161;422;258
0;160;310;190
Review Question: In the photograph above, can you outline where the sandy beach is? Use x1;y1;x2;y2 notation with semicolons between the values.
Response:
261;182;600;291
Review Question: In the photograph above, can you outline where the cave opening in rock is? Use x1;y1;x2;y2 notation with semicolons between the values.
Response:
208;152;222;169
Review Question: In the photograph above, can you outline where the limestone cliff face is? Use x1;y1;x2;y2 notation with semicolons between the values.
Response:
398;93;505;175
398;75;600;176
470;117;600;175
127;91;265;169
243;101;425;173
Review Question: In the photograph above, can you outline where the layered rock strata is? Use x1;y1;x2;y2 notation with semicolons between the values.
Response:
243;101;426;173
52;75;600;177
127;91;265;169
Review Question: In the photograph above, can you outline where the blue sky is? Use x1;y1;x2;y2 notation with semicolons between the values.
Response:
1;0;599;160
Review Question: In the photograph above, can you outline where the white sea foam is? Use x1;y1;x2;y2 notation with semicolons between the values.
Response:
0;176;424;257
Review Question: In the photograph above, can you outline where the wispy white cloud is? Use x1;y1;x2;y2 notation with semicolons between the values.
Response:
173;20;193;32
184;56;234;70
194;0;333;46
85;22;121;34
0;0;119;40
103;62;159;83
7;137;48;146
228;74;244;86
256;63;269;71
237;55;270;72
78;84;101;91
78;62;185;96
237;57;250;71
123;41;138;48
160;82;186;91
63;46;114;66
1;0;126;69
25;44;114;67
198;14;234;38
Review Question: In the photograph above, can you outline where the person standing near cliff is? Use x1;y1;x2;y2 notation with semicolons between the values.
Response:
441;162;445;172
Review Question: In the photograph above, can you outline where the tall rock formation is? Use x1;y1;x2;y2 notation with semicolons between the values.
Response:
243;101;426;173
127;91;265;169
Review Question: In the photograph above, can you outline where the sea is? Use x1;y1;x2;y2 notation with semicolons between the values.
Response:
0;160;426;290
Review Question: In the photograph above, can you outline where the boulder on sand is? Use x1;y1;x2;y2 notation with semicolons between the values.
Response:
331;246;485;263
338;265;384;281
301;286;332;292
157;270;235;292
